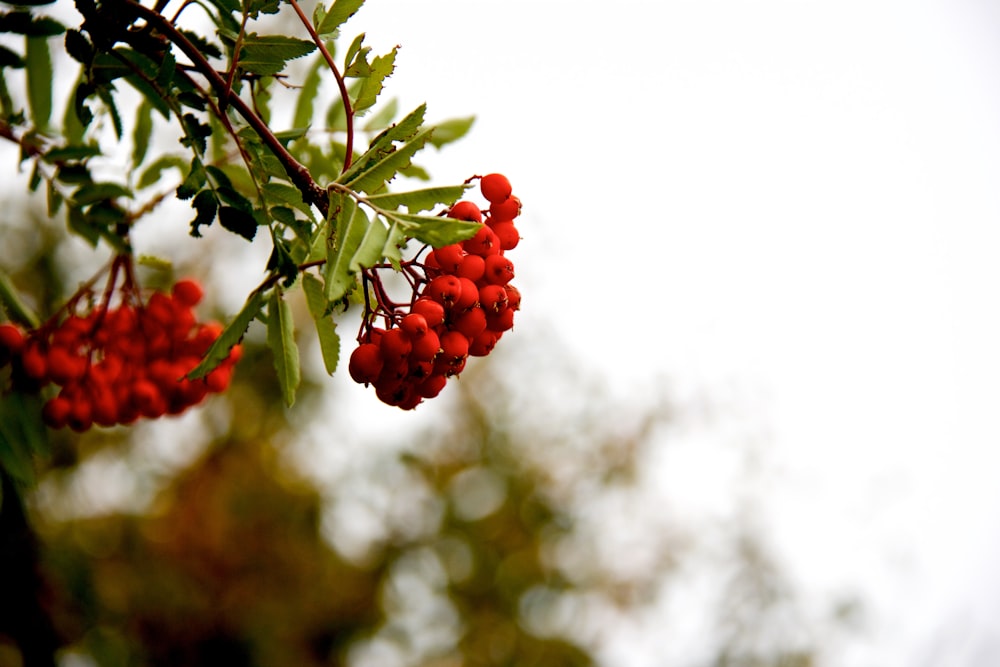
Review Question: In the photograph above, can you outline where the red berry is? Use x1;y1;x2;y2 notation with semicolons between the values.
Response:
416;373;448;399
412;299;445;328
486;307;515;332
479;284;509;313
455;254;486;282
46;345;86;385
172;279;204;307
132;380;166;419
205;364;234;393
19;341;48;381
410;329;441;361
67;395;94;432
490;221;520;251
469;330;501;357
448;200;483;222
379;329;412;363
439;331;470;364
484;255;515;285
504;285;522;311
452;307;487;339
454;277;480;311
91;386;120;427
431;245;465;274
425;275;463;307
480;173;512;204
42;396;72;429
401;313;429;339
349;343;384;384
462;226;500;257
489;195;521;222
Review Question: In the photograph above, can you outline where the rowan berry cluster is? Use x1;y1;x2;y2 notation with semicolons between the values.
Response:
0;257;240;431
349;173;522;409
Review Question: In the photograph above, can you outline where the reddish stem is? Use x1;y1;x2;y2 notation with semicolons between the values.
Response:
286;0;355;173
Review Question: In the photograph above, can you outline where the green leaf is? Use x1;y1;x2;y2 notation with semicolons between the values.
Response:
343;127;433;194
339;103;425;184
351;212;388;271
352;46;396;114
64;29;92;65
385;210;482;247
381;222;406;268
219;205;258;241
25;35;51;128
366;185;469;213
302;273;340;375
72;182;132;205
178;28;222;60
138;154;187;189
314;0;364;36
54;163;90;184
361;97;399;132
323;193;367;301
0;44;23;68
263;182;315;221
188;289;265;380
238;34;316;76
42;144;100;163
0;271;39;328
0;12;64;36
244;0;280;18
132;97;153;169
342;32;365;71
428;116;475;148
292;52;323;129
267;288;300;407
0;397;40;487
190;189;217;236
177;158;206;199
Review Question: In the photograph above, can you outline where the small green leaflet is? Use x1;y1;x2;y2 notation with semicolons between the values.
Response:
352;46;396;115
323;193;369;301
302;273;339;375
267;287;300;407
313;0;365;36
428;116;476;148
0;271;39;328
238;34;315;76
366;184;469;213
25;35;52;129
0;391;47;488
385;210;482;248
339;104;426;184
187;289;265;380
343;127;434;194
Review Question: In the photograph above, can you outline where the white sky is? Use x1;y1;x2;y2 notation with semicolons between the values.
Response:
346;1;1000;665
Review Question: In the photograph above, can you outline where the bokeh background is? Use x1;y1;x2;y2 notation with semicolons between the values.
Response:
3;1;1000;666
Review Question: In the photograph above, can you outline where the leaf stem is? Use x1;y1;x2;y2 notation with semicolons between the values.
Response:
286;0;355;173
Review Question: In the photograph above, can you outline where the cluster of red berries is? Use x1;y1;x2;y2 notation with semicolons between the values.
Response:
0;265;240;432
348;173;522;409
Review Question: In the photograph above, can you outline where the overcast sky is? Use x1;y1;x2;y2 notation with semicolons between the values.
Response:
340;2;1000;665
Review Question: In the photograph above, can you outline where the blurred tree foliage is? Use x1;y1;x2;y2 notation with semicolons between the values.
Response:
0;207;825;667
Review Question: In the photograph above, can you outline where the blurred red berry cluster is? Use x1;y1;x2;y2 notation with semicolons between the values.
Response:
349;173;522;409
0;256;240;431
